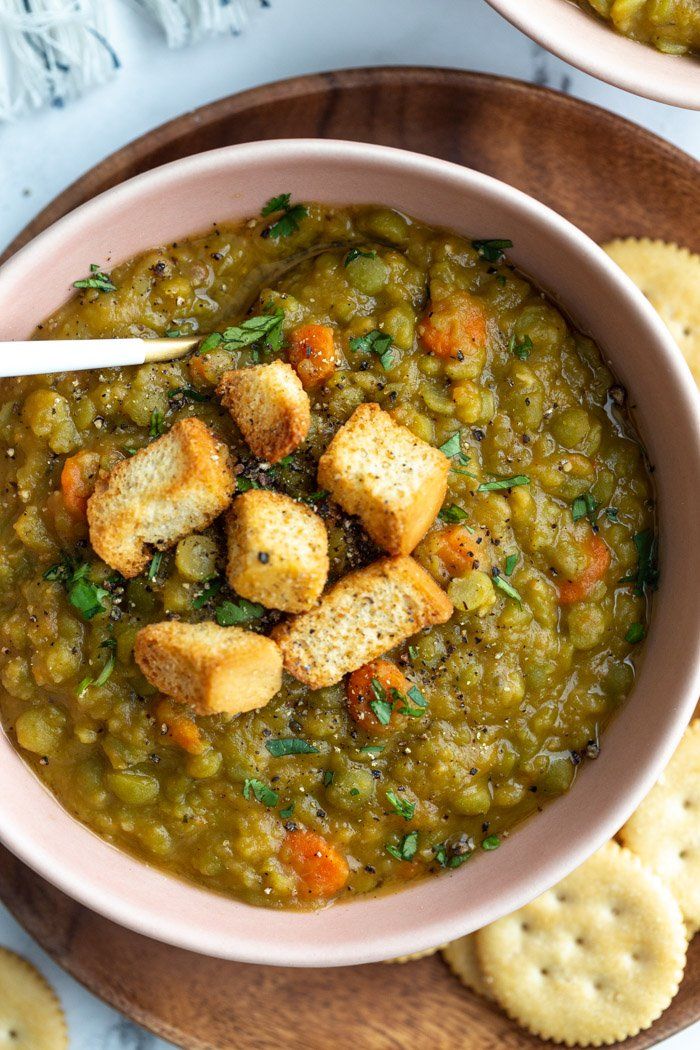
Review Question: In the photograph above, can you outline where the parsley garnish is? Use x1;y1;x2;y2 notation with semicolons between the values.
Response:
76;637;117;696
349;329;395;370
44;556;109;620
323;769;335;786
572;493;597;524
504;553;518;577
149;409;165;439
73;263;116;294
215;598;265;626
434;842;472;868
370;698;393;726
438;504;469;524
386;790;415;821
477;475;529;492
472;238;513;263
481;834;501;850
395;684;428;719
300;490;328;505
360;744;385;756
625;623;645;644
243;778;278;806
509;334;533;360
265;738;319;757
604;507;620;523
220;308;285;353
192;577;223;609
279;803;295;819
408;645;418;661
261;193;308;239
198;332;223;354
620;530;659;596
438;430;474;475
167;386;209;403
492;568;522;604
147;552;163;580
344;248;377;266
386;831;418;861
237;477;261;493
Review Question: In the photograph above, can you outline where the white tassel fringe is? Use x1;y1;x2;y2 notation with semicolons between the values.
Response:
133;0;263;48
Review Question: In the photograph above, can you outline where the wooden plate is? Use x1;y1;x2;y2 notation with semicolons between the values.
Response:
1;68;698;1049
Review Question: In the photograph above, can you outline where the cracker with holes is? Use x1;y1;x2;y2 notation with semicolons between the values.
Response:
441;935;494;999
620;719;700;934
384;944;446;964
603;239;700;387
476;842;687;1046
0;947;67;1049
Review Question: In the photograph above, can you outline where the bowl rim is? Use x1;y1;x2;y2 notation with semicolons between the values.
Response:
1;137;699;966
485;0;700;110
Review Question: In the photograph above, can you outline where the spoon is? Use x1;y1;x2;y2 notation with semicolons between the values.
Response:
0;241;386;379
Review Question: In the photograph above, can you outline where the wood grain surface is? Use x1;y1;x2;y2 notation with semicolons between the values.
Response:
0;68;698;1049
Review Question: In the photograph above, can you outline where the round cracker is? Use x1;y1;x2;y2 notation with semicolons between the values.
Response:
476;842;687;1046
0;948;67;1050
441;935;495;1000
383;943;446;963
620;720;700;934
603;238;700;387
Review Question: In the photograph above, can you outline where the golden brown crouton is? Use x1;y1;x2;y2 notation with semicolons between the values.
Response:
317;403;449;555
225;490;328;613
134;621;282;716
271;555;453;688
87;417;235;578
217;360;310;464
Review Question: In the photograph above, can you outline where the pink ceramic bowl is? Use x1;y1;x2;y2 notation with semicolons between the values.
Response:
0;140;699;966
486;0;700;109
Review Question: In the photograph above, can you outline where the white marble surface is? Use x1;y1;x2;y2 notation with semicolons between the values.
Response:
0;1;698;1046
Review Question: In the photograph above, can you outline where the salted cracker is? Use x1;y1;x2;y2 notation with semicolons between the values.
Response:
603;238;700;387
441;935;495;1000
383;944;447;964
0;948;67;1049
620;720;700;934
476;841;687;1046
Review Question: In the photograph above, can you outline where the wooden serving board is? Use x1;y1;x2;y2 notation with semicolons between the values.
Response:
1;69;698;1049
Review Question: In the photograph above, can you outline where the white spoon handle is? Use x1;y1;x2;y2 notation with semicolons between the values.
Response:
0;336;198;379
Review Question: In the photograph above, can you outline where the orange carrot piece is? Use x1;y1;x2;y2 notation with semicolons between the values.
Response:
436;525;482;577
288;324;336;390
418;291;488;360
154;697;205;755
346;658;409;735
280;829;349;899
60;450;100;519
558;532;611;605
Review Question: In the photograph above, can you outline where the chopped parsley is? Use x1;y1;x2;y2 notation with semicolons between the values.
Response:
434;842;472;868
620;529;659;596
44;556;109;620
625;623;645;644
149;409;165;439
76;637;117;696
265;737;319;757
215;597;265;626
198;332;223;354
73;263;116;294
360;744;385;756
472;238;513;263
344;248;377;266
492;568;522;604
279;803;295;820
386;790;415;821
504;553;518;577
300;489;328;505
243;778;278;807
386;831;418;861
219;308;285;353
323;769;335;786
167;386;209;403
349;329;395;370
481;834;501;851
509;334;533;360
147;552;163;580
191;576;223;609
438;429;474;475
237;476;262;492
370;698;393;726
477;475;529;492
439;503;469;524
408;645;419;661
572;493;597;524
261;193;308;239
604;507;620;523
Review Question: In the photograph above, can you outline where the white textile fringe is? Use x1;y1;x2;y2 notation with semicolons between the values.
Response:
0;0;262;121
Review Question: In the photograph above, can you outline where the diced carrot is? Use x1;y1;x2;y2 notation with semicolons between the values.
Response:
346;658;409;735
436;525;481;577
287;324;336;390
280;829;349;899
418;291;488;360
154;697;205;755
558;532;611;605
60;450;100;519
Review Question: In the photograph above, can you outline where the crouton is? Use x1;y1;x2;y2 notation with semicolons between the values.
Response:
271;555;453;688
134;621;282;716
217;361;310;464
87;417;235;578
225;490;328;612
317;403;449;555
